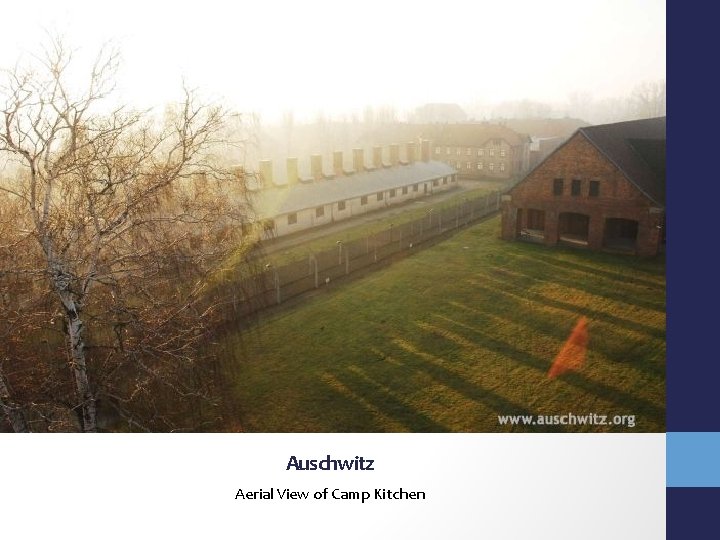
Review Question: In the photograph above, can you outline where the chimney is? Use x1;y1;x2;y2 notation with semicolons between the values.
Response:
421;139;431;162
352;148;365;173
310;154;323;181
286;157;299;186
259;160;273;189
389;144;400;167
373;146;383;169
333;151;344;176
406;141;416;164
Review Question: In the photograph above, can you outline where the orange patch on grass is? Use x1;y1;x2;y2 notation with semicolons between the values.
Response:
548;317;589;379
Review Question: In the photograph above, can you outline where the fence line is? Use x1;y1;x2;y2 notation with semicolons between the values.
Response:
211;190;502;320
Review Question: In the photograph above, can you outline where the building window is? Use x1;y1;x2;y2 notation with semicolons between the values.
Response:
338;200;346;211
446;147;451;155
435;147;441;154
456;148;461;155
553;178;564;196
489;149;495;157
466;148;472;156
451;175;456;182
500;149;506;157
465;162;471;169
571;179;581;196
443;177;448;184
377;192;384;201
389;188;396;198
413;184;419;192
478;149;484;157
489;162;494;171
402;186;408;195
316;206;325;218
477;162;483;170
500;163;505;172
433;179;439;186
361;195;368;205
288;213;297;225
589;180;600;197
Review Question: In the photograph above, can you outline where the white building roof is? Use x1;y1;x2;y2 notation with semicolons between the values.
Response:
253;160;456;217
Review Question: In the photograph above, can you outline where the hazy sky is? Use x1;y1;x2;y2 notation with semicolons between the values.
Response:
0;0;665;121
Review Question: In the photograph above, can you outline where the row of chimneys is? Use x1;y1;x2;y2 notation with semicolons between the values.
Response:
257;140;432;188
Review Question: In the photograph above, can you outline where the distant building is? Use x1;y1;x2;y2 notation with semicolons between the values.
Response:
252;141;457;238
501;118;589;169
361;123;532;182
424;123;531;181
500;117;666;256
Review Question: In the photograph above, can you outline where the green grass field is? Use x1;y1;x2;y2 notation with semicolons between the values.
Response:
220;216;665;432
261;185;495;266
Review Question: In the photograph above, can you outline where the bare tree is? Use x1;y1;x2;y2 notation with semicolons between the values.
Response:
628;80;666;120
0;38;263;432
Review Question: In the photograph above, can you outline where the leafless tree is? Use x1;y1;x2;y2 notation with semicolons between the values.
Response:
0;38;264;432
628;80;666;120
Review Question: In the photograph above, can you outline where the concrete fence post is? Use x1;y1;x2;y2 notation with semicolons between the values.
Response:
309;254;318;288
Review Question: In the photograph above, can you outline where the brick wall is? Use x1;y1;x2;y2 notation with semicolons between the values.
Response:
501;132;664;256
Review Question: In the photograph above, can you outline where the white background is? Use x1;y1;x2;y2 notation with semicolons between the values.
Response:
2;434;664;539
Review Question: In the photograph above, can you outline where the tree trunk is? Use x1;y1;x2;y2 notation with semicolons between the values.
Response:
65;308;97;433
0;366;30;433
51;264;97;433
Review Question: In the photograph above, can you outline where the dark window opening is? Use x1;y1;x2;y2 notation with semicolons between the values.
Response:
377;192;384;201
558;212;589;246
433;179;439;186
402;186;408;195
526;209;545;230
360;196;368;205
571;179;581;196
389;189;396;198
288;213;297;225
603;218;639;251
338;201;346;211
589;180;600;197
553;178;564;196
519;208;546;243
316;206;324;218
413;184;419;192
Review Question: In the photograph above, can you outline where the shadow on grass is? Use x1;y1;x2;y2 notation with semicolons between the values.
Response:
531;250;666;282
322;367;450;432
388;334;564;433
516;253;666;313
427;307;665;428
473;271;666;342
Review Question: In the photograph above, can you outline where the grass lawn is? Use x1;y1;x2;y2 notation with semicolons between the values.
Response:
220;216;665;432
261;185;495;266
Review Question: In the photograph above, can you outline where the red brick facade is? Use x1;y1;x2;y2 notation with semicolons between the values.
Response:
500;132;664;256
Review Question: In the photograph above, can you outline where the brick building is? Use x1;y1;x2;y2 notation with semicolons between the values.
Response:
500;117;665;256
361;123;532;182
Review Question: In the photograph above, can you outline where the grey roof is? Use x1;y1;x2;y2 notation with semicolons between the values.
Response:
579;117;666;206
253;160;456;217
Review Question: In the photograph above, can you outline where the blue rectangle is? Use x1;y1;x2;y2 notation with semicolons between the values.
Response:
667;433;720;487
667;488;720;539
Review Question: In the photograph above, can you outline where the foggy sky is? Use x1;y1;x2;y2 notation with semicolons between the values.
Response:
0;0;665;122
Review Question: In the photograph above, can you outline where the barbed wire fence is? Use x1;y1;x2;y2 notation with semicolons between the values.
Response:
211;190;503;321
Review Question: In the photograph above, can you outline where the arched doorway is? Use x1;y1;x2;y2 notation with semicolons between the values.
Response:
603;218;639;251
558;212;590;246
